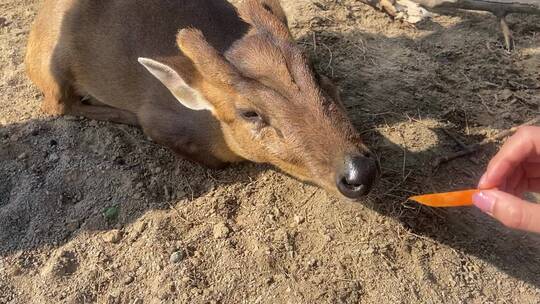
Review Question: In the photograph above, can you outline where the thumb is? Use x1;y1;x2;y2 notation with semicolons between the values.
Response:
473;190;540;233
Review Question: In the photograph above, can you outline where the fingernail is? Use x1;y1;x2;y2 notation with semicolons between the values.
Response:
478;173;488;188
473;191;495;214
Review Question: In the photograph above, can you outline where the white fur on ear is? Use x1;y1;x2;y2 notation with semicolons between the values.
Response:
138;57;213;111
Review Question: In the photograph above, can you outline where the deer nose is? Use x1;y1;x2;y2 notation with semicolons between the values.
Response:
336;154;378;199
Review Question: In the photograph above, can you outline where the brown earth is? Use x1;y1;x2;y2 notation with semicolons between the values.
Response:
1;0;540;303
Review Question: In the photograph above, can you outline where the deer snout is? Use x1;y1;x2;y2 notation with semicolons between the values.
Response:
336;154;379;199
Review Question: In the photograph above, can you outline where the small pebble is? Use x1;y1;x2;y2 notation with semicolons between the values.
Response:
181;276;190;284
213;222;230;239
169;251;185;264
306;258;317;268
124;275;134;285
265;214;275;224
294;215;305;225
362;247;375;255
48;153;59;162
500;89;513;100
65;220;79;232
17;152;28;160
103;229;123;243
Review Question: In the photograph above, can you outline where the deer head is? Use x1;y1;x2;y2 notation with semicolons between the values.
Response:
139;0;379;199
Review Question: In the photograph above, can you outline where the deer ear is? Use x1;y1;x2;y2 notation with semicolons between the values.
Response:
257;0;289;26
177;29;241;87
238;0;291;40
138;57;213;111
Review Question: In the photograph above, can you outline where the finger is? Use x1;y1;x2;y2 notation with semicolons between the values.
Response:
524;162;540;179
507;165;525;194
525;155;540;163
515;178;540;197
528;178;540;193
480;127;540;189
473;190;540;233
515;178;529;197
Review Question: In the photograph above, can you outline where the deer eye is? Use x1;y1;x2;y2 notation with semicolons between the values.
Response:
239;109;264;123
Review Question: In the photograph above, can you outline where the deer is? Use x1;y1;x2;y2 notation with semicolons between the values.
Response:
25;0;379;199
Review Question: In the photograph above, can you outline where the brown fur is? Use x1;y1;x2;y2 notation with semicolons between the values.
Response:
25;0;374;196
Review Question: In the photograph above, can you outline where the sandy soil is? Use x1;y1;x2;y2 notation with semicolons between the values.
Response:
1;0;540;303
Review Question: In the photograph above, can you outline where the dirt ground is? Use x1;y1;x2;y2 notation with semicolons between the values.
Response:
1;0;540;303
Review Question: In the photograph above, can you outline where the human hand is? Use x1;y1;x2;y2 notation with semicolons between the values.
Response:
473;126;540;233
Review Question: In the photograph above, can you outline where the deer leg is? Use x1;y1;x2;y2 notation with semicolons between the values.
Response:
26;56;77;116
41;90;72;115
68;98;139;126
80;94;108;106
31;70;139;126
498;15;515;51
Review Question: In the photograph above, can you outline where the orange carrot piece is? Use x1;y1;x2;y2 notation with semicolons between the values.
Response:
408;189;480;207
